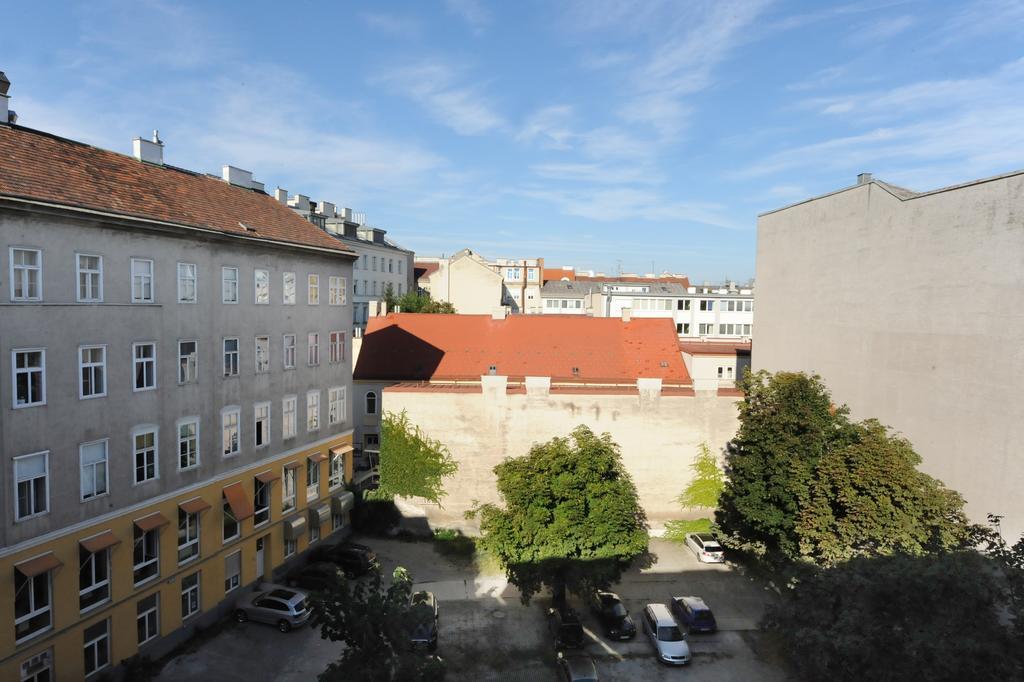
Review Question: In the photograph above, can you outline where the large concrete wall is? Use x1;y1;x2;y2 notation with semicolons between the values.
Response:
755;174;1024;539
380;388;741;529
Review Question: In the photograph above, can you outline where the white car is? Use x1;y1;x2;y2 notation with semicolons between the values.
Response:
685;532;725;563
641;603;691;666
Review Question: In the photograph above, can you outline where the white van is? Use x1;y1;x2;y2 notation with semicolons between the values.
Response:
641;603;691;665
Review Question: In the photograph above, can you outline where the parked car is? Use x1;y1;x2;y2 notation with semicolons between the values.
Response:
641;603;690;665
285;562;344;592
587;591;636;640
685;532;725;563
410;590;439;651
307;541;379;578
670;595;718;634
556;651;599;681
233;585;311;632
547;606;586;649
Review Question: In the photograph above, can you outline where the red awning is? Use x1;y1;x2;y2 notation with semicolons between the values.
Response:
134;511;171;532
255;470;280;484
309;452;328;463
223;482;254;521
15;552;63;577
179;497;212;514
79;531;121;554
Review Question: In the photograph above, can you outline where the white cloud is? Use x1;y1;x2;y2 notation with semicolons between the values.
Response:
847;15;916;44
444;0;491;34
359;12;420;38
517;105;576;149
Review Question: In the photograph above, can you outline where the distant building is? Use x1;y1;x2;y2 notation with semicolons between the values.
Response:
488;257;544;314
755;170;1024;540
679;340;752;392
415;249;504;314
539;279;601;314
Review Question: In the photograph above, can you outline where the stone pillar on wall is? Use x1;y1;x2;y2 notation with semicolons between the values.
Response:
480;374;508;401
525;376;551;396
637;377;662;408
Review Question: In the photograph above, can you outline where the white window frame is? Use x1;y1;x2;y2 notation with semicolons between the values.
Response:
177;417;200;470
180;572;201;620
284;538;297;557
223;338;239;377
328;386;346;425
329;450;344;490
306;456;320;501
14;568;51;643
137;593;159;646
79;440;109;501
79;545;111;612
254;268;270;304
132;425;159;485
132;525;160;586
282;466;296;512
283;334;296;369
254;336;270;374
9;247;42;302
306;390;320;432
224;551;242;593
177;262;197;304
282;395;297;439
308;274;320;305
131;258;154;303
222;266;239;304
83;618;110;677
132;342;157;392
178;340;198;384
307;332;320;366
78;345;107;400
282;272;296;305
310;521;320;543
14;451;49;521
177;508;201;565
329;331;344;364
329;276;346;305
366;391;377;415
254;401;270;448
222;407;240;457
12;348;46;408
76;253;103;303
253;479;270;527
222;495;240;543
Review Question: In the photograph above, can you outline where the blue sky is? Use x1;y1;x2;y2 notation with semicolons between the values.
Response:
4;1;1023;281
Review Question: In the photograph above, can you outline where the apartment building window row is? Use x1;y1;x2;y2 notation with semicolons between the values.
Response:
544;299;583;310
699;299;714;311
718;323;752;336
677;299;691;310
633;298;672;311
698;323;715;335
722;299;753;312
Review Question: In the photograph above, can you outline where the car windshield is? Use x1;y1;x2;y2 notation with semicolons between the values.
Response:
269;589;295;600
658;625;685;641
704;542;723;552
697;533;716;542
412;593;430;605
693;610;714;623
609;603;628;618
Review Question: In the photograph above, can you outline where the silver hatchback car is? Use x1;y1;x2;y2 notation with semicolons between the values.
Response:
234;585;311;632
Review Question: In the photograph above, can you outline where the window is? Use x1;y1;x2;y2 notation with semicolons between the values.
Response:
283;272;296;304
255;336;270;373
78;345;106;398
224;552;241;593
285;538;297;557
365;391;377;415
677;299;691;310
14;452;49;520
223;338;239;377
178;418;199;470
83;619;110;677
307;332;320;366
307;391;320;431
329;331;345;364
80;440;108;501
133;427;158;484
682;323;691;334
79;545;111;612
283;334;296;369
505;267;521;280
307;456;320;501
178;508;200;563
398;283;403;295
329;276;346;305
222;495;239;542
178;263;197;303
222;408;240;457
282;396;297;439
76;254;103;302
743;324;752;335
308;274;320;304
254;480;270;526
178;340;198;383
131;258;154;302
310;521;320;543
372;281;377;296
398;260;403;274
254;402;270;448
133;525;160;585
282;466;296;512
354;280;359;296
133;342;156;391
744;300;753;312
699;323;714;335
329;450;344;490
254;269;270;304
222;266;238;303
10;247;41;301
699;299;714;311
14;568;51;642
13;349;45;407
372;256;377;271
329;386;346;425
388;258;393;273
137;594;159;646
181;572;200;620
676;323;683;333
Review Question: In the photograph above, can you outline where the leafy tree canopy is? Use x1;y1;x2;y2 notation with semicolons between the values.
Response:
471;425;648;603
384;285;456;314
766;551;1023;682
309;566;445;682
716;370;972;567
665;442;725;542
370;410;458;505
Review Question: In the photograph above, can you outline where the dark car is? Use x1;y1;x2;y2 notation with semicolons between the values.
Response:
410;591;439;651
547;607;585;649
307;542;378;578
670;595;718;634
285;562;343;592
556;651;599;681
588;591;636;640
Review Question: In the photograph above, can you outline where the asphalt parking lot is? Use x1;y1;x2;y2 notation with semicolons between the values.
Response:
156;536;787;681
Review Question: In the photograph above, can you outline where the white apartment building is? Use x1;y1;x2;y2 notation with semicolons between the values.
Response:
489;257;544;314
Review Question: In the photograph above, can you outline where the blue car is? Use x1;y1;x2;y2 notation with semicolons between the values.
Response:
670;596;717;634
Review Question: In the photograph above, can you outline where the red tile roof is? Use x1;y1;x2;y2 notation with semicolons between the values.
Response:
543;267;575;282
576;274;691;287
0;125;355;256
678;340;752;356
414;261;440;281
355;313;691;385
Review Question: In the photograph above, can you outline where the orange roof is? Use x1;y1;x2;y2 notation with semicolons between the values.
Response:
355;313;691;385
543;267;575;282
678;340;752;356
577;274;691;287
414;261;440;281
0;125;355;256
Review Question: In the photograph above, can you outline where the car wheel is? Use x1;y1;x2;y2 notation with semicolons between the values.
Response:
234;610;248;623
277;619;292;633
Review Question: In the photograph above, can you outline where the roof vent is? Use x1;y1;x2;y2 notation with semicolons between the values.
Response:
488;365;497;375
571;367;580;377
222;165;253;188
660;361;669;368
857;172;873;185
132;130;164;165
275;187;288;204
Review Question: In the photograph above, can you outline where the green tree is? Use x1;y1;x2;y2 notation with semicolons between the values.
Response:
309;566;445;682
664;442;725;540
370;410;458;505
976;514;1024;642
765;551;1023;681
386;290;457;314
471;426;648;604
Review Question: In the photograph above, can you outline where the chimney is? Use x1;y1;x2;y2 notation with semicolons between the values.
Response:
621;307;632;323
339;207;354;222
491;307;507;320
319;201;335;217
132;130;164;165
0;71;11;125
288;194;311;212
275;187;288;204
222;165;253;188
857;172;873;185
